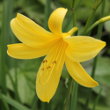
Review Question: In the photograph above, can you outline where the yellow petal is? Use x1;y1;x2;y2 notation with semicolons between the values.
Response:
67;27;78;36
65;36;106;62
36;40;67;102
48;8;67;34
65;56;99;87
11;13;54;47
7;43;51;59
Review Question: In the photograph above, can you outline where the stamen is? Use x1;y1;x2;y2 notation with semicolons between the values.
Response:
43;59;48;63
47;66;51;69
52;60;57;64
41;68;44;71
41;59;48;71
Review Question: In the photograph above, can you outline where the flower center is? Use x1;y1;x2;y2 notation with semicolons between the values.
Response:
37;40;68;86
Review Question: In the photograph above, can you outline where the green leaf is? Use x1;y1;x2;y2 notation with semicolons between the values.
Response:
7;59;42;105
0;94;30;110
95;57;110;76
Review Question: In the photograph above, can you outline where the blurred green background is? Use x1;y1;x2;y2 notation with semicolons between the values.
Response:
0;0;110;110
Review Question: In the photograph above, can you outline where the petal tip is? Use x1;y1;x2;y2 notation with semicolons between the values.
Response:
57;7;68;11
90;80;99;88
102;41;106;47
17;13;22;17
36;90;51;103
99;41;106;50
16;13;26;20
48;7;68;34
94;81;99;87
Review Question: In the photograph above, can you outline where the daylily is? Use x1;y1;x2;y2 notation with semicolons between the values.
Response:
7;7;106;102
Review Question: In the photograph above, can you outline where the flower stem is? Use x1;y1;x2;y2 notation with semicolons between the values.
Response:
85;15;110;34
71;0;77;26
69;0;79;110
92;88;102;110
82;0;103;35
31;95;38;110
0;0;14;109
63;78;73;110
70;81;78;110
44;0;51;29
85;1;105;109
0;0;9;94
91;2;105;110
91;0;105;77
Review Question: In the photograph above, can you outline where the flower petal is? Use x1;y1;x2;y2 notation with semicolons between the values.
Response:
11;13;54;47
65;36;106;62
48;8;67;34
65;56;99;87
36;40;67;102
7;43;51;59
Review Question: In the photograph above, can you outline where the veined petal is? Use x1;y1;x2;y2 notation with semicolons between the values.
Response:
7;43;51;59
48;8;67;34
65;36;106;62
11;13;54;47
65;56;99;87
36;40;67;102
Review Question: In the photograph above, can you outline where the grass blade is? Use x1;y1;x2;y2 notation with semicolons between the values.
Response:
0;93;30;110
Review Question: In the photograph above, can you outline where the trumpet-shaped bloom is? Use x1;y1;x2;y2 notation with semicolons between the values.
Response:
7;8;106;102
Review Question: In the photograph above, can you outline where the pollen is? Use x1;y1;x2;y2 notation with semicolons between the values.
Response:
41;68;44;71
52;60;56;64
41;60;57;71
47;66;51;69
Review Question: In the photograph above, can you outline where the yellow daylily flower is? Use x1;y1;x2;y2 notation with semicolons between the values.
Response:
7;7;106;102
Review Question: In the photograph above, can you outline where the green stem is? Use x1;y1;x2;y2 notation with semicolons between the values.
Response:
44;0;51;29
85;17;109;34
69;0;79;110
82;0;103;35
0;0;8;94
64;78;73;110
91;2;105;110
92;88;102;110
31;95;37;110
85;1;105;109
71;0;77;26
0;0;14;92
91;0;105;78
64;0;81;32
0;0;18;109
70;82;78;110
91;57;98;78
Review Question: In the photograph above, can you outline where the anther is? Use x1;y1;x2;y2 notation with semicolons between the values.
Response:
43;60;47;63
41;68;44;71
47;66;51;69
43;60;45;63
45;60;47;62
53;61;56;64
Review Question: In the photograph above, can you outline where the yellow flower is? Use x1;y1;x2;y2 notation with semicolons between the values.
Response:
7;8;106;102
